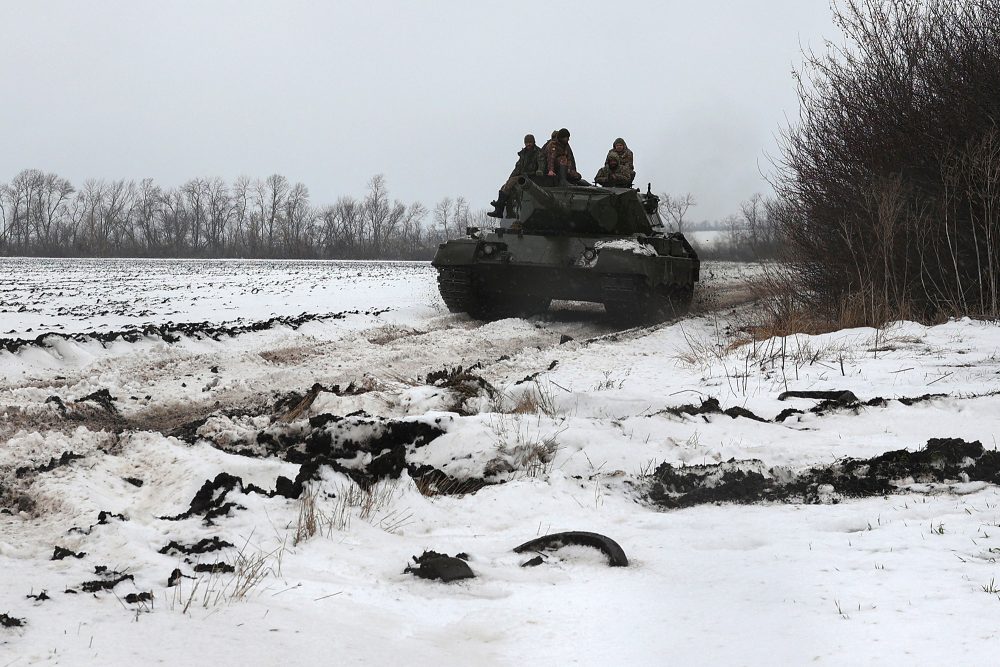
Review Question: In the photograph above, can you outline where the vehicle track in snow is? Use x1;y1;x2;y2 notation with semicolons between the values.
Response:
0;261;760;440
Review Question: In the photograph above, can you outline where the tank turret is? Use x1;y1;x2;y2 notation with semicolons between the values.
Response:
515;177;654;236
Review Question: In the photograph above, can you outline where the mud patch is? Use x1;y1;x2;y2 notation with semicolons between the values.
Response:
52;546;86;560
193;411;453;497
75;388;119;415
80;567;134;593
1;613;25;628
0;308;391;355
661;397;769;423
161;472;269;524
15;451;85;479
159;537;234;556
648;438;1000;508
661;392;961;425
68;510;129;535
192;562;235;574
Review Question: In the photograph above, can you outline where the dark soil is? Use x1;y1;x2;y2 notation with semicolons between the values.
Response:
75;389;119;415
167;568;194;587
15;451;85;478
68;510;129;535
661;397;769;423
159;537;234;556
189;411;461;499
80;569;134;593
404;551;475;582
1;613;25;628
160;472;268;524
662;392;957;425
649;438;1000;508
0;308;391;355
52;546;86;560
192;562;235;574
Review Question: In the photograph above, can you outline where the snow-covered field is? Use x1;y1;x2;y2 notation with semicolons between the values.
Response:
2;258;999;666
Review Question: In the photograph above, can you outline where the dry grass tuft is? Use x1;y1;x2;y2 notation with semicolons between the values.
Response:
292;478;412;542
484;412;564;478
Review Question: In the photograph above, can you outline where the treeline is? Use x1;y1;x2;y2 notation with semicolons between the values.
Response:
0;170;490;259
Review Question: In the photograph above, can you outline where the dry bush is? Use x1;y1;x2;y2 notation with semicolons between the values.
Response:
776;0;1000;324
729;261;948;341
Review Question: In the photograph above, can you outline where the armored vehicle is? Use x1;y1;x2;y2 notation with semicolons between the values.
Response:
431;177;699;323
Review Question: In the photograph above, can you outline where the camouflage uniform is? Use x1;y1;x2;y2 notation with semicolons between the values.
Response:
595;157;633;187
490;135;546;218
607;137;635;183
547;135;581;184
500;144;546;194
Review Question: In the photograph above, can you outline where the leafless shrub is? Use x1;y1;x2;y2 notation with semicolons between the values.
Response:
775;0;1000;324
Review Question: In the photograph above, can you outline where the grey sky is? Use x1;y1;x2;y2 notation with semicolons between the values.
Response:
1;0;836;221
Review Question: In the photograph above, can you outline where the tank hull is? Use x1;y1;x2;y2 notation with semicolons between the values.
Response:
431;229;699;322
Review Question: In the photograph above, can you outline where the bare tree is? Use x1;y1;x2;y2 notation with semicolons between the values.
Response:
254;174;289;255
283;182;312;256
659;192;697;233
206;177;232;256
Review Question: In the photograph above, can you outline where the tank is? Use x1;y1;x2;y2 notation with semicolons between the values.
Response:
431;177;700;323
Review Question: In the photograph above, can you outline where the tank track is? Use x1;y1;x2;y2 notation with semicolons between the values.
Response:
436;267;550;320
436;267;483;314
602;275;692;324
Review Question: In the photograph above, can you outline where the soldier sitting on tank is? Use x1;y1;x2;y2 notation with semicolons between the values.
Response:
489;134;547;218
595;155;633;188
546;128;584;185
608;137;636;184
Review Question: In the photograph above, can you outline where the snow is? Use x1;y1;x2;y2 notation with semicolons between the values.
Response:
2;257;999;665
593;238;658;256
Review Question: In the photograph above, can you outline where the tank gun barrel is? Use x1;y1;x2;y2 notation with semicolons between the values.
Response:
516;176;564;212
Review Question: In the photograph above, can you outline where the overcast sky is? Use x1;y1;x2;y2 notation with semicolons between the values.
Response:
1;1;837;221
